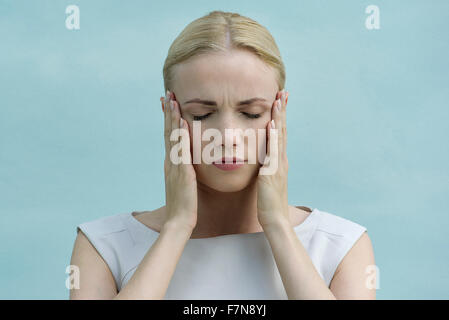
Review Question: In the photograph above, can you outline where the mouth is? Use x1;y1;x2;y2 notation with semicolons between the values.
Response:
212;157;246;171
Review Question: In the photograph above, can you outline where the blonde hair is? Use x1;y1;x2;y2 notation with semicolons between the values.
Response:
162;10;285;93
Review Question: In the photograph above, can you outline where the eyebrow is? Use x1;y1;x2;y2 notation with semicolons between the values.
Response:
182;97;268;107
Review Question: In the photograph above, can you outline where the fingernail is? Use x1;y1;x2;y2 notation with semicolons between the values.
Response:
166;90;170;102
271;119;275;129
170;100;174;111
276;99;281;112
180;117;184;127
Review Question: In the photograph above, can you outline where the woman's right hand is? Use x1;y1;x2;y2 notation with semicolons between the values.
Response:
161;90;198;232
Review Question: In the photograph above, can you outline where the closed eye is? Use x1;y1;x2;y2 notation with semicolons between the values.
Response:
242;112;261;119
193;113;212;121
192;112;262;121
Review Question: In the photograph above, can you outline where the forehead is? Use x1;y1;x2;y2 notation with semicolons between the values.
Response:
171;49;278;99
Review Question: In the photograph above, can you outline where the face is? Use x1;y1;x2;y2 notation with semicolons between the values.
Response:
170;49;279;192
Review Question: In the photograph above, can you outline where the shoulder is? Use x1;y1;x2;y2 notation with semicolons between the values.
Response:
306;209;371;287
314;209;367;237
74;212;131;293
313;209;368;255
76;212;128;236
75;211;134;262
314;210;376;299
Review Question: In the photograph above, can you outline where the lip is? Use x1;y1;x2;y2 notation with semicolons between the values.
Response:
213;157;246;171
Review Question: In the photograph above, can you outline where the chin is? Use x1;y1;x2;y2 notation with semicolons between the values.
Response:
194;164;258;192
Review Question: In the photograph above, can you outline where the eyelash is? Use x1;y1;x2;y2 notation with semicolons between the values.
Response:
193;112;261;121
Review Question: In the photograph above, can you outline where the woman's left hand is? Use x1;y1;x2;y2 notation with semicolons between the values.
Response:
257;89;290;228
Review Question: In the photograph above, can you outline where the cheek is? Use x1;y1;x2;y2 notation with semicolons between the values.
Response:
252;119;270;156
254;132;267;162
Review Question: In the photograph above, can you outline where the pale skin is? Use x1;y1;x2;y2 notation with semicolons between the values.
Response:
69;49;376;300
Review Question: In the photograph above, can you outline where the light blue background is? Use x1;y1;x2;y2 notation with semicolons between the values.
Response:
1;0;448;299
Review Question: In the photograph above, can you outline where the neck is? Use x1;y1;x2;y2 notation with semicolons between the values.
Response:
192;177;263;237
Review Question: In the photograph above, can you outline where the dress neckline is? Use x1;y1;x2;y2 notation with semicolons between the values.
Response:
127;207;319;240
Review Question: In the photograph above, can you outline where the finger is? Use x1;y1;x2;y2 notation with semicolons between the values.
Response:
280;90;288;156
263;106;279;169
178;110;193;165
170;99;181;135
170;99;190;167
274;89;288;158
261;118;272;169
272;96;283;160
163;90;173;160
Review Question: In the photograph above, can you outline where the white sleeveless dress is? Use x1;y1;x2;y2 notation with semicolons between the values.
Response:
76;207;367;299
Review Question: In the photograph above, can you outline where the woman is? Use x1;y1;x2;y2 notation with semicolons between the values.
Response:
70;11;376;300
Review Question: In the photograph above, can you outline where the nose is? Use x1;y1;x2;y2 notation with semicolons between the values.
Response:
216;113;245;154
